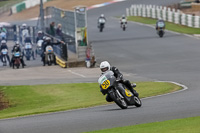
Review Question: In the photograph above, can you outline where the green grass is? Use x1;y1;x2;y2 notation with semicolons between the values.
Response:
0;82;182;119
0;0;24;7
85;116;200;133
128;16;200;34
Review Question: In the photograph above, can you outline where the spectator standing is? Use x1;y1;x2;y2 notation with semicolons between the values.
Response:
56;24;63;40
49;22;55;36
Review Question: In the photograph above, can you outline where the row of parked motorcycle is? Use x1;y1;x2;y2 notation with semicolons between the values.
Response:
0;39;56;69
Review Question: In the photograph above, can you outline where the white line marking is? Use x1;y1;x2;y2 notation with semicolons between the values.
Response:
68;70;86;78
142;81;188;100
0;81;188;121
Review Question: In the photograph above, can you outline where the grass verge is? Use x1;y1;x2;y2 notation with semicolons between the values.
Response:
0;0;24;7
85;116;200;133
0;82;182;119
127;16;200;34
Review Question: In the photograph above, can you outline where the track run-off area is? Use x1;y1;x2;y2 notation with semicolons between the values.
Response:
1;0;200;133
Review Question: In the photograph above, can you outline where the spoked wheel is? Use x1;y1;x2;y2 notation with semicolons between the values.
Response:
110;90;128;109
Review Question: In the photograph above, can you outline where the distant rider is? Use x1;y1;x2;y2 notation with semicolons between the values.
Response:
99;61;139;102
120;14;127;27
97;14;106;28
0;40;11;66
41;37;64;66
24;36;35;60
36;31;44;43
21;23;29;45
156;18;165;31
11;41;26;68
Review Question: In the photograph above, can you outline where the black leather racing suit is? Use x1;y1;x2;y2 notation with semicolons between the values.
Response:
103;66;138;102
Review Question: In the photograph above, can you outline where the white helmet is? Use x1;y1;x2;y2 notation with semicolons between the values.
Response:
1;40;6;44
100;61;110;73
22;23;27;28
38;31;42;34
101;14;104;17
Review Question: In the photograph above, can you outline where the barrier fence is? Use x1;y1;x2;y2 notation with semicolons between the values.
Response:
126;4;200;28
42;6;88;61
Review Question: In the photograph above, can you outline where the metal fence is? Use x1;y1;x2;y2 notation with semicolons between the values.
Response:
43;6;87;53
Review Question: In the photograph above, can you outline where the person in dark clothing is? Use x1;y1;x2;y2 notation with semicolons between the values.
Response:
36;31;44;43
156;18;165;30
49;22;55;36
11;41;26;68
99;61;139;102
0;40;11;66
56;24;63;40
41;37;64;66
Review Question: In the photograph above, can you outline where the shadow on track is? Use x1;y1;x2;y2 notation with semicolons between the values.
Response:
102;106;140;112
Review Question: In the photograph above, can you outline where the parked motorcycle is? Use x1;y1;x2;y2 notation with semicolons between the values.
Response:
24;42;33;60
1;49;8;66
13;52;21;69
121;19;127;31
98;18;106;32
36;40;43;56
45;45;55;66
98;71;142;109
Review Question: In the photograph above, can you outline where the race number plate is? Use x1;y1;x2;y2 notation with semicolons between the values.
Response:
101;80;110;90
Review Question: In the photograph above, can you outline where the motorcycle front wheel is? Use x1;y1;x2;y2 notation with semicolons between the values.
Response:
134;96;142;107
109;90;128;109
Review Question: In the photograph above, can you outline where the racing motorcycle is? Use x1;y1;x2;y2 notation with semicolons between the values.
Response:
45;45;54;66
98;18;106;32
157;22;165;38
121;19;127;31
36;40;43;56
13;52;21;69
98;71;142;109
24;42;33;60
1;49;8;66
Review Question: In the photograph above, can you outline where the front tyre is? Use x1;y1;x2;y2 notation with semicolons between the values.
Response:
134;96;142;107
109;90;128;109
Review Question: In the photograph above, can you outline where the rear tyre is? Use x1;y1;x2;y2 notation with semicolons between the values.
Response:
16;64;19;69
159;31;164;38
123;26;126;31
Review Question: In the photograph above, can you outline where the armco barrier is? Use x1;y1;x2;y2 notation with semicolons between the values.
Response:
126;4;200;28
55;56;67;68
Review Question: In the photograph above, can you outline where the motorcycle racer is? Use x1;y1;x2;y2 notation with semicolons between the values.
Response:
100;61;139;102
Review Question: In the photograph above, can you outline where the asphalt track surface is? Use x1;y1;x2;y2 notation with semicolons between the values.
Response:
1;0;200;133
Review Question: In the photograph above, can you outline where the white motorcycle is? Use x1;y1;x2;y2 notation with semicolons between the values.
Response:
121;19;127;31
98;18;106;32
45;45;54;66
24;42;33;60
157;22;165;38
36;40;43;56
1;49;8;66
